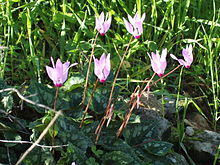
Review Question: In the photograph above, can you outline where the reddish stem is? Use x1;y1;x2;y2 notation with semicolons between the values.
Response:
52;87;59;154
80;79;99;128
82;32;99;106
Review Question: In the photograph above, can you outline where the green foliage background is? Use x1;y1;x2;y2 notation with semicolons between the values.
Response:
0;0;219;164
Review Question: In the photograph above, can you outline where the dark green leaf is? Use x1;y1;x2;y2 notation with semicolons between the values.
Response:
143;141;173;156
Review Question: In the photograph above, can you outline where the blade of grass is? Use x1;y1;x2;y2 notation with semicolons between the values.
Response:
26;8;41;82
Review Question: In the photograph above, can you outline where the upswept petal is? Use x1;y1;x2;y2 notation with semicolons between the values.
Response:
103;16;112;33
160;49;167;74
170;54;178;61
62;62;70;83
177;59;187;66
55;59;63;80
128;14;135;26
134;13;140;21
93;56;101;78
99;12;104;24
123;18;134;34
141;13;146;22
99;53;107;70
95;17;100;31
151;59;160;75
103;53;111;79
95;12;104;31
148;53;159;75
46;66;55;81
182;44;193;64
51;57;55;68
63;62;70;73
135;21;143;34
151;52;160;62
161;48;167;62
171;54;187;66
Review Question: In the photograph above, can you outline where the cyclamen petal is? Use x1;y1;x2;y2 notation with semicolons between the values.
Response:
46;57;77;87
46;66;55;82
123;18;134;34
148;48;167;77
141;13;146;22
93;53;111;83
123;12;145;38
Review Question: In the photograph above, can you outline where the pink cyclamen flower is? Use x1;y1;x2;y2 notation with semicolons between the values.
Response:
123;12;145;39
95;12;112;36
46;57;77;87
147;48;167;77
170;44;193;68
93;53;111;83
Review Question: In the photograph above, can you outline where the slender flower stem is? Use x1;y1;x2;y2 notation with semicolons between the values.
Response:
82;32;99;105
80;79;99;128
147;65;182;89
52;87;59;154
95;36;133;143
53;87;59;112
106;36;133;110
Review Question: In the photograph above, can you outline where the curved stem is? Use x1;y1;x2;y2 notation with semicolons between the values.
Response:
52;87;59;154
82;32;99;105
106;36;133;111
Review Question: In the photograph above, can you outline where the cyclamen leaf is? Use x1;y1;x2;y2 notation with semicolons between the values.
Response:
143;141;173;156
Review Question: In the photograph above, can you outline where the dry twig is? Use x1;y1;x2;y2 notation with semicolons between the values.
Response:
0;88;52;110
0;139;68;149
15;110;62;165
